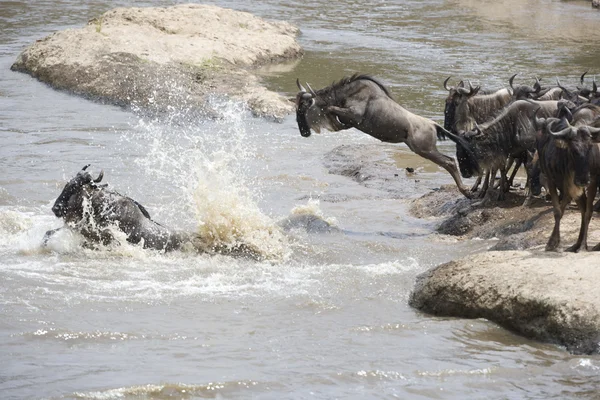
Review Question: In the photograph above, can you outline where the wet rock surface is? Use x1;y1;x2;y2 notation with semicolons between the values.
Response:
408;184;600;251
408;183;600;353
410;251;600;354
322;143;443;200
10;4;303;120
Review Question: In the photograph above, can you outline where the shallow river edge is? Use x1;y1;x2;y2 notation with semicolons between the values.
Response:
408;186;600;355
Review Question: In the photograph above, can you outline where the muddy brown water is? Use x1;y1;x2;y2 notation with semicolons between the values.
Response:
1;1;599;399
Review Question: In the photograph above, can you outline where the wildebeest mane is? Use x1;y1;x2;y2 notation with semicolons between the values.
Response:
320;74;393;100
454;89;511;133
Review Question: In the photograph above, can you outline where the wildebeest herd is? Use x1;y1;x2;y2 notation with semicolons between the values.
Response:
46;72;600;255
295;73;600;252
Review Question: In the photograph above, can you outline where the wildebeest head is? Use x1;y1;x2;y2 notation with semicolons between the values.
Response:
510;74;551;101
295;79;346;137
52;165;104;218
537;116;600;187
443;77;466;132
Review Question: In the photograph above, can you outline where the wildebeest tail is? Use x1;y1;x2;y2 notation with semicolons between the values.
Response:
435;123;480;174
435;124;451;141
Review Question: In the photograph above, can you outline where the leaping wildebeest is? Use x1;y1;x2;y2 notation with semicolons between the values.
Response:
295;74;476;198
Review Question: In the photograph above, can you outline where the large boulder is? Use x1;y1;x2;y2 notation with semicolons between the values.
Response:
10;4;303;120
410;251;600;354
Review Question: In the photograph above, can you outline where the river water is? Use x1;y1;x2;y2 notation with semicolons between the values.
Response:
1;1;599;399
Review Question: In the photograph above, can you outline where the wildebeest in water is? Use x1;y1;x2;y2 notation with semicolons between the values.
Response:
45;165;265;259
295;74;476;198
44;165;197;251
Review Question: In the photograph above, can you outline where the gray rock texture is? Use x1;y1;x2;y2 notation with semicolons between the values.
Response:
409;184;600;251
10;4;303;120
410;251;600;354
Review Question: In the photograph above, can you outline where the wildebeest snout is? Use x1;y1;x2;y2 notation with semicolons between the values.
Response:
52;202;66;217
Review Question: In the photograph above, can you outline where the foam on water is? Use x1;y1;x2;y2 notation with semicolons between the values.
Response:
71;381;272;400
125;98;290;261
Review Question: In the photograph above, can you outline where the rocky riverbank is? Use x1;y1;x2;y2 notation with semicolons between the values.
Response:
10;4;303;120
408;183;600;354
409;251;600;354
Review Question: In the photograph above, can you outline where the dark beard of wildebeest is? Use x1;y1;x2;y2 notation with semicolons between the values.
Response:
455;99;559;202
533;115;600;252
45;165;191;251
295;74;478;199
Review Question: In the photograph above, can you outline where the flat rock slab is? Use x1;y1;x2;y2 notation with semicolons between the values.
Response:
410;251;600;354
10;4;303;120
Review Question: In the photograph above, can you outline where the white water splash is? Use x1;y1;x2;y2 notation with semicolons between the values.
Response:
124;98;289;261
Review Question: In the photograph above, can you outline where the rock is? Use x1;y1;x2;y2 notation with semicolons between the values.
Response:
10;4;303;120
408;184;600;251
409;251;600;354
278;214;339;234
323;144;442;199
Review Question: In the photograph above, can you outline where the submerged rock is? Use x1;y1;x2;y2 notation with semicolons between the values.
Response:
409;251;600;354
10;4;303;120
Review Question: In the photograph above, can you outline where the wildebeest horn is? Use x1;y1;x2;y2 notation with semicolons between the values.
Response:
443;76;452;91
296;78;307;93
550;118;575;139
556;78;571;97
533;77;542;93
306;82;317;97
581;71;588;85
509;73;518;89
94;170;104;183
82;164;91;171
531;105;544;130
588;126;600;142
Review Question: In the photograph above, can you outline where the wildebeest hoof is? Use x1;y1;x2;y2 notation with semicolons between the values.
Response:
545;242;560;252
565;244;584;253
592;243;600;251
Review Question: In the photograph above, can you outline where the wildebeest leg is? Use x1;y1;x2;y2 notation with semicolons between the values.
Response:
565;193;591;252
497;167;508;201
568;178;598;252
506;156;522;188
326;105;366;127
546;182;571;251
410;146;472;199
594;180;600;212
42;228;62;246
478;169;492;199
471;173;482;192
